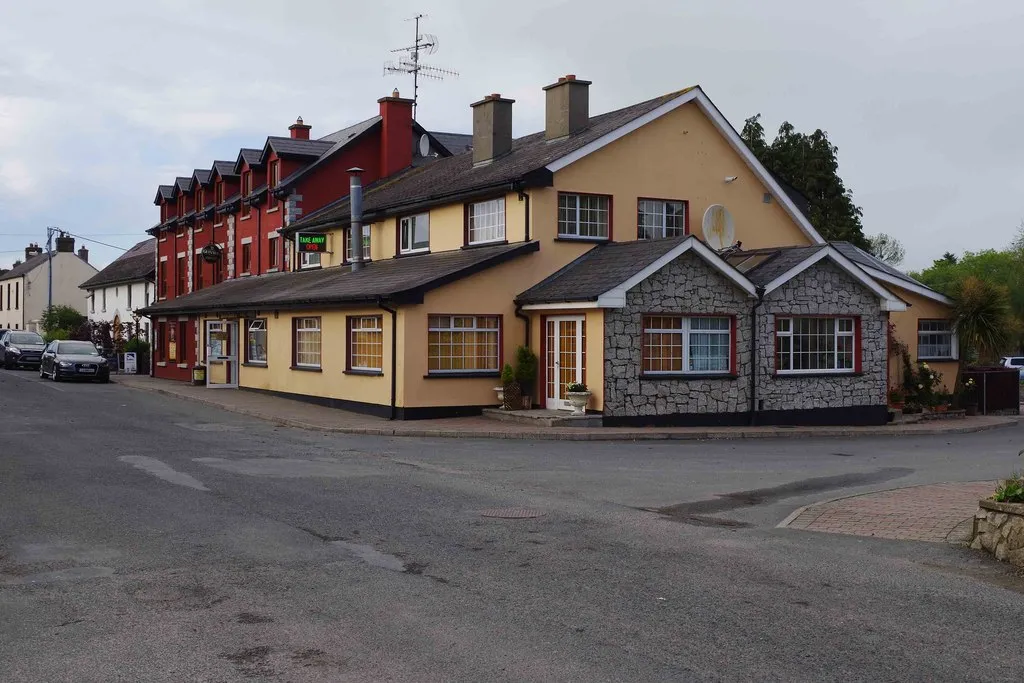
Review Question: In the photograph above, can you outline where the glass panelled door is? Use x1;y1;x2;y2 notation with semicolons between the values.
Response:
205;320;238;389
545;316;586;410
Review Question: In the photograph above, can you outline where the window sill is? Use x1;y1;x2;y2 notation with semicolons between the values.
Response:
242;361;267;368
397;250;431;258
290;365;322;372
159;238;167;243
918;357;957;362
554;236;609;243
641;373;737;381
266;268;279;273
214;222;223;228
299;265;323;271
774;371;863;378
266;207;279;214
424;371;500;379
194;228;203;234
345;369;384;376
240;215;252;221
156;361;167;367
176;363;189;369
462;240;508;250
239;272;251;277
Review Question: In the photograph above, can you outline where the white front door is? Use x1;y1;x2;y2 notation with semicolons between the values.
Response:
205;320;238;389
545;316;585;410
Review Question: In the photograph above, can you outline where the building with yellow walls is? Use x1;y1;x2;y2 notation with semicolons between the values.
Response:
142;76;955;425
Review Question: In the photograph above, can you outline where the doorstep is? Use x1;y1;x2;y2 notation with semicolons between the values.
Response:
482;408;603;428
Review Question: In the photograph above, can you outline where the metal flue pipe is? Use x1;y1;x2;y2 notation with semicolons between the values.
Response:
348;167;365;271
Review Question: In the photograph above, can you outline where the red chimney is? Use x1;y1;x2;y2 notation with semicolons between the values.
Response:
378;90;414;177
289;116;311;140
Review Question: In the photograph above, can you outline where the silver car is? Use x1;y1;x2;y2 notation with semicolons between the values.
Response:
1001;356;1024;379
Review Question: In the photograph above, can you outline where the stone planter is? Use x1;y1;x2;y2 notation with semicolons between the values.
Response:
971;499;1024;568
566;391;591;416
494;386;505;409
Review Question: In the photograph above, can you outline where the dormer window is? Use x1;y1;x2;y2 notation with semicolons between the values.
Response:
269;160;280;189
196;188;203;209
215;182;223;206
177;196;184;216
242;171;252;218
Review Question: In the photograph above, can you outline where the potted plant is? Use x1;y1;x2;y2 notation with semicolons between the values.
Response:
514;346;538;410
933;390;952;413
501;363;521;411
493;385;505;409
888;388;905;411
565;381;591;416
959;377;979;416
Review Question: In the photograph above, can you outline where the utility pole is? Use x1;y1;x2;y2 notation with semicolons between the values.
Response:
46;226;58;312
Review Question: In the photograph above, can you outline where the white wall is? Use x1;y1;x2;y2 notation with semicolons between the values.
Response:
0;277;26;330
86;280;153;337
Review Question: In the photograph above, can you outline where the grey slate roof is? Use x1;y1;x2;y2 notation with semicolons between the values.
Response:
174;177;192;194
429;131;473;154
234;148;263;173
831;241;923;287
192;169;212;186
727;245;826;286
318;116;381;144
140;241;539;315
277;116;383;190
288;88;697;232
262;136;335;161
79;239;156;290
155;185;174;203
516;238;689;304
211;160;236;178
0;252;52;281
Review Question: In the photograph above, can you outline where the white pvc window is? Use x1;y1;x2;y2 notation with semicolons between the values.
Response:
247;319;267;364
642;315;731;374
400;213;430;254
638;199;686;239
294;317;321;368
345;227;371;261
917;320;955;360
558;193;609;239
776;317;855;373
467;198;505;245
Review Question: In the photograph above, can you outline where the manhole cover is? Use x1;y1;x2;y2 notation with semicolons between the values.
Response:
480;508;545;519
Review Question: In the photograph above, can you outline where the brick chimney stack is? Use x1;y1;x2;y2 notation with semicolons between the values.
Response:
25;243;43;260
55;233;75;253
378;89;414;177
289;116;312;140
78;246;89;263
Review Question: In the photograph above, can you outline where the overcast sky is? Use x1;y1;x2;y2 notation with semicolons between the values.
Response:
1;0;1021;271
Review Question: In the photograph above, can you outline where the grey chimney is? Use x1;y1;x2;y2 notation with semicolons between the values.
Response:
470;93;514;165
348;167;365;272
543;74;591;139
77;246;89;263
25;243;43;260
55;233;75;253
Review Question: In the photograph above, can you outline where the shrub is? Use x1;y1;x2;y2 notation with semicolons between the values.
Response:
952;276;1012;363
902;360;943;407
513;346;538;395
566;382;588;393
500;363;515;386
992;451;1024;504
40;305;86;338
125;337;150;353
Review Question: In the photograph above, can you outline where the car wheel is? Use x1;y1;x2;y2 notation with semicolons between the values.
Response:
3;359;12;370
99;377;110;384
52;368;61;382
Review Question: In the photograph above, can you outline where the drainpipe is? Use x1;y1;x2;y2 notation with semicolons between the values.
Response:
255;198;263;273
749;285;765;426
349;167;365;271
377;298;398;420
516;184;530;241
514;303;530;347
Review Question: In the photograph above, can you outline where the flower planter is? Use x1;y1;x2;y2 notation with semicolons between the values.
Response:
971;499;1024;568
565;391;591;416
494;386;505;409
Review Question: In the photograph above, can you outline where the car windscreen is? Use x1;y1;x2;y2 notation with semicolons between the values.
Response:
9;333;44;345
56;342;100;355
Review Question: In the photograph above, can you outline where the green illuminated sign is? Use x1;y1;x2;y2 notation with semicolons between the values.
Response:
296;233;327;253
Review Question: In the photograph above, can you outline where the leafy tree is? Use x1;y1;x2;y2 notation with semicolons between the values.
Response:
741;114;868;248
951;277;1013;363
39;305;87;339
867;233;905;266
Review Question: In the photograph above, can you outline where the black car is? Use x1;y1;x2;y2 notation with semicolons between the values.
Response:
1;330;46;369
38;340;110;383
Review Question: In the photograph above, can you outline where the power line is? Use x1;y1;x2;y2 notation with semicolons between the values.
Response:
61;231;132;252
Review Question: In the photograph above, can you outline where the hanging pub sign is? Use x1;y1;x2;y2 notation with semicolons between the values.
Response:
201;243;222;263
296;233;327;253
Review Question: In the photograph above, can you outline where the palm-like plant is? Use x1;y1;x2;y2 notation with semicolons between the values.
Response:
952;276;1012;363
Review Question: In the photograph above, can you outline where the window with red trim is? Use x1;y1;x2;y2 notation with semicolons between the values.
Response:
641;315;732;374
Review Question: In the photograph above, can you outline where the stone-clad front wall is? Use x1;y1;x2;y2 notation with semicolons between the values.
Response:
757;259;887;413
603;252;753;419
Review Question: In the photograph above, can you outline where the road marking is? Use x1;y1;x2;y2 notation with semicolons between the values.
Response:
119;456;209;491
1;370;65;391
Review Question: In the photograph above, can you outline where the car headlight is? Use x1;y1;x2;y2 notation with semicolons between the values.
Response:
58;361;74;367
8;346;20;354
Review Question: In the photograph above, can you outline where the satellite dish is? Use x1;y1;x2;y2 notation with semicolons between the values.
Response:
418;133;430;157
702;204;735;250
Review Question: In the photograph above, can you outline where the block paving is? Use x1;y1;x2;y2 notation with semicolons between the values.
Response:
784;481;998;542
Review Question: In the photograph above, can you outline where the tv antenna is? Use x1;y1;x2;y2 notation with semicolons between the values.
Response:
383;14;458;119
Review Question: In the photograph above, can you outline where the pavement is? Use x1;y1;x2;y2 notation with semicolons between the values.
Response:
3;367;1024;681
115;374;1020;441
781;481;999;542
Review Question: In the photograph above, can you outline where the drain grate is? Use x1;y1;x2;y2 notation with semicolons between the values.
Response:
480;508;545;519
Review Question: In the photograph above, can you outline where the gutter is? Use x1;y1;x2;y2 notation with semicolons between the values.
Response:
377;298;398;421
749;285;765;426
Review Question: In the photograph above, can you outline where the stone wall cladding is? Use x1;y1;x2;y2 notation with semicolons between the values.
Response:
757;259;887;411
971;500;1024;568
603;251;753;418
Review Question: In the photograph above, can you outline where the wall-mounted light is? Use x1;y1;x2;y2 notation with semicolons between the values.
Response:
724;176;738;183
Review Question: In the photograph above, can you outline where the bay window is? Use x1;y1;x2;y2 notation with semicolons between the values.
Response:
467;198;505;245
558;193;610;239
775;317;857;373
642;315;732;375
427;315;500;374
400;213;430;254
638;199;687;239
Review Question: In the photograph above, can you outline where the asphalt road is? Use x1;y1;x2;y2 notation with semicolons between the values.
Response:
1;368;1022;682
